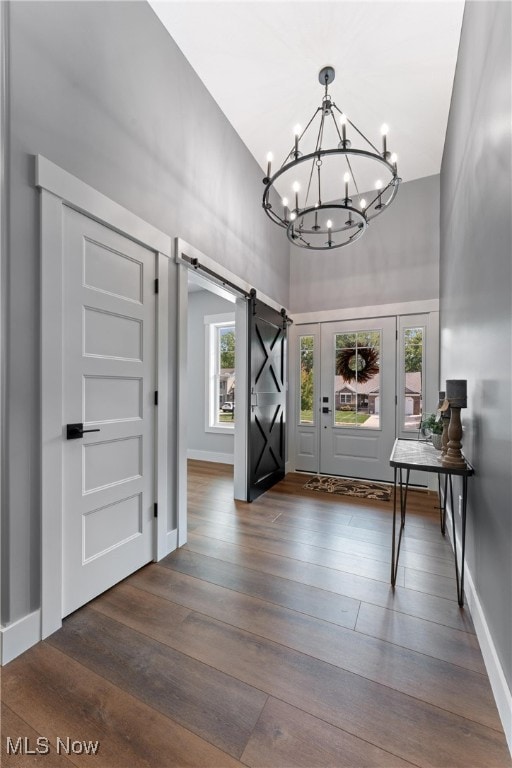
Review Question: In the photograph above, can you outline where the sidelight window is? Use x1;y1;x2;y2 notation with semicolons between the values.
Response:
299;335;314;424
401;326;424;431
205;315;236;431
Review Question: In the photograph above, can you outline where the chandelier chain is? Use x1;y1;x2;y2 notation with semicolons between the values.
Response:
304;109;325;209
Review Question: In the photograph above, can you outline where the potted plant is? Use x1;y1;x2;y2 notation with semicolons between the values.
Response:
421;413;443;450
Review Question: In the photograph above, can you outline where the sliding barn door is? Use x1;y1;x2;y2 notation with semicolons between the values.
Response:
247;296;287;501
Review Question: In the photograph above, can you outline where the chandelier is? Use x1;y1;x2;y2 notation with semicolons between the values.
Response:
262;67;401;250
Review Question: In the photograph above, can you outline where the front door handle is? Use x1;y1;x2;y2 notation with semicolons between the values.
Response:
322;407;332;414
66;423;101;440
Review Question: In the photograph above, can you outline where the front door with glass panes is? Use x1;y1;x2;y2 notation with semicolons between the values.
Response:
319;317;396;482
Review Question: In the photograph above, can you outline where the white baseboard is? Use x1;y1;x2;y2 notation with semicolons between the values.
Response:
445;507;512;755
187;449;234;465
1;610;41;665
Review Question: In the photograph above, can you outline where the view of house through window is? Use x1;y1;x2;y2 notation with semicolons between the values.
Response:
299;335;314;423
334;331;381;428
402;327;423;431
211;322;236;427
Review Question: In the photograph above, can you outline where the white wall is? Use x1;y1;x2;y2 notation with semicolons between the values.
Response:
289;174;440;313
187;289;235;462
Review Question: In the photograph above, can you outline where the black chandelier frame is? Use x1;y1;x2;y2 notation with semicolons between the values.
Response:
262;67;402;250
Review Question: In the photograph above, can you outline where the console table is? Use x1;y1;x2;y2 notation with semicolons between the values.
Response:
389;438;474;606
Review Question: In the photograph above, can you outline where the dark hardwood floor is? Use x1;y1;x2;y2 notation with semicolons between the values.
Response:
2;460;511;767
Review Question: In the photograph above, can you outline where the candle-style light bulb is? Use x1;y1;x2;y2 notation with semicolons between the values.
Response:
266;152;273;178
282;197;289;222
375;180;383;210
340;114;347;145
282;197;288;207
293;124;301;159
327;219;333;247
391;152;398;170
290;211;297;221
360;198;367;209
381;123;389;157
292;181;300;211
326;219;332;229
343;171;350;202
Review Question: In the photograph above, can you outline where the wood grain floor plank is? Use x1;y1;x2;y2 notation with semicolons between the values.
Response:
2;644;245;767
134;553;361;629
355;602;486;674
347;513;444;541
90;588;510;768
189;505;456;579
184;532;476;634
102;573;498;730
191;521;407;587
240;696;417;768
404;566;460;600
260;508;455;561
1;703;76;767
46;608;267;759
267;476;438;524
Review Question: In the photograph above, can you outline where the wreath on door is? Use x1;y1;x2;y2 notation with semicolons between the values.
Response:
336;347;380;384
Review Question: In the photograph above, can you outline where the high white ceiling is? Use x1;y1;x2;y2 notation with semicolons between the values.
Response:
149;1;464;190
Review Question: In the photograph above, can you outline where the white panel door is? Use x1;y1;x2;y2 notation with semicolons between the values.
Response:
62;207;155;616
319;317;396;482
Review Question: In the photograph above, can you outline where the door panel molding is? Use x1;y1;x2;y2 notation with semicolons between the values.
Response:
38;156;172;639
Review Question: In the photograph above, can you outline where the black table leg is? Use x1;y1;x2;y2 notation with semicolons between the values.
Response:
448;473;466;607
437;474;448;535
459;474;468;606
391;466;397;585
391;466;409;587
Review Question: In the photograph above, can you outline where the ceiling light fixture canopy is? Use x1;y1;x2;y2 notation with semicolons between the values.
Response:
262;66;401;250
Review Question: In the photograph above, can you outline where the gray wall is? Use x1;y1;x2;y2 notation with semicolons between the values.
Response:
440;2;511;689
187;290;235;459
2;1;289;625
289;174;440;313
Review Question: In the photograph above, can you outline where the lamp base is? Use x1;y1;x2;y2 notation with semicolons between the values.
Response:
441;406;466;469
442;453;467;469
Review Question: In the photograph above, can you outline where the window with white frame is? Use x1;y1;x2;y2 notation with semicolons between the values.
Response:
205;314;236;431
401;325;424;432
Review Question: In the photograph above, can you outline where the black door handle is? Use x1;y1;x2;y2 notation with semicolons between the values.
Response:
66;423;101;440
